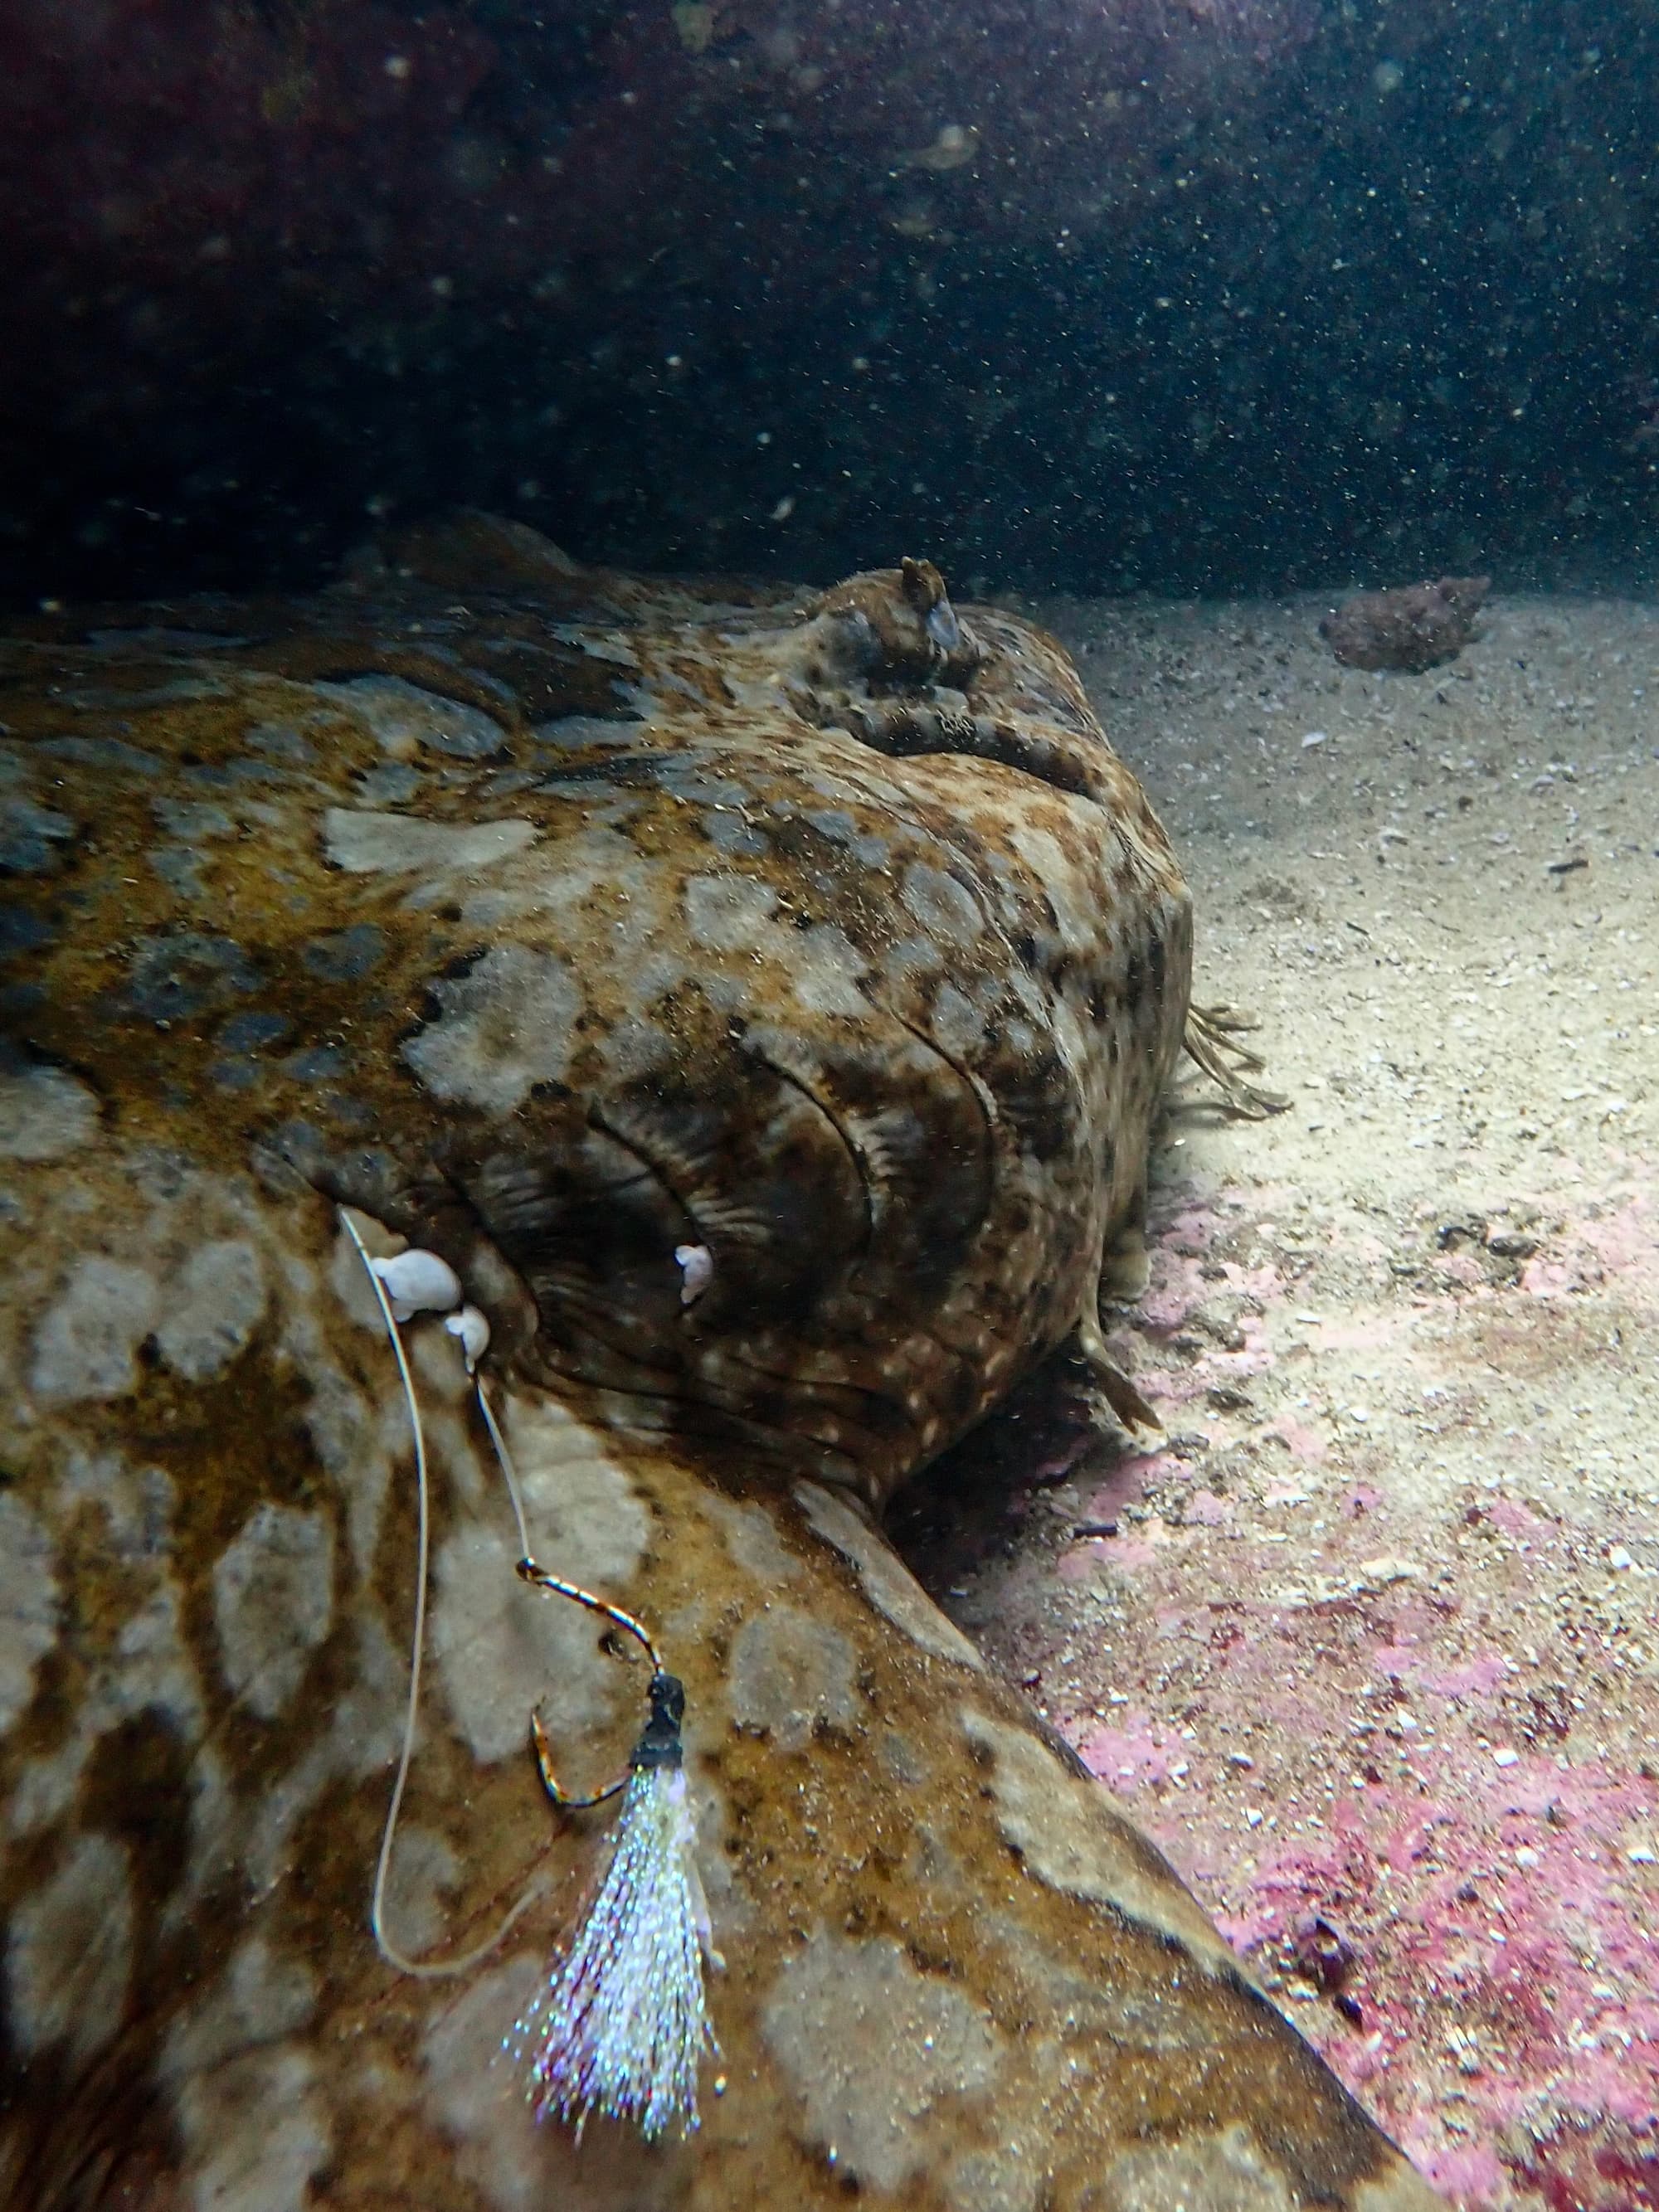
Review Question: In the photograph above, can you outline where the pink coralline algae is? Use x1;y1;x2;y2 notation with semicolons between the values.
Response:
952;1159;1659;2210
1505;2111;1659;2212
1218;1757;1659;2155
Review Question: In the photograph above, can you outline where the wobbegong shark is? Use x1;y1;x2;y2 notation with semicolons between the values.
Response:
0;513;1442;2210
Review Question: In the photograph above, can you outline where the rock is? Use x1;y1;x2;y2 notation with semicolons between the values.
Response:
0;516;1442;2207
1320;576;1492;672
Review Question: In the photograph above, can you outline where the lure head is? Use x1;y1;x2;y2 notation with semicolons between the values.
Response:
630;1671;687;1772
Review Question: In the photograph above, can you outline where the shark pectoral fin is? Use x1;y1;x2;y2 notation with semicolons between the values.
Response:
1185;1001;1292;1120
1076;1308;1163;1434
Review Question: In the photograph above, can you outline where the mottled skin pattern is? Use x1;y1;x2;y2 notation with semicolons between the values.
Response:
0;517;1443;2210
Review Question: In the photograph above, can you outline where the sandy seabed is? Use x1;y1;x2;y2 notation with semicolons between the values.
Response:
907;587;1659;2206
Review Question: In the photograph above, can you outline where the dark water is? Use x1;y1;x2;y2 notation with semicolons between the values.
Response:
4;0;1657;604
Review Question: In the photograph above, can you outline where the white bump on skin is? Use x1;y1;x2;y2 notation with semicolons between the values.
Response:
156;1237;267;1381
5;1831;135;2062
401;945;581;1115
793;1481;985;1673
411;1320;474;1406
322;807;536;876
212;1503;336;1720
370;1247;461;1322
28;1254;158;1403
674;1242;713;1307
760;1930;1002;2193
445;1303;491;1371
0;1495;58;1735
0;1065;99;1160
433;1394;648;1762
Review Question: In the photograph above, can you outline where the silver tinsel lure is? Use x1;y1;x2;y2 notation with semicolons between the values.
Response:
335;1209;721;2135
508;1579;723;2142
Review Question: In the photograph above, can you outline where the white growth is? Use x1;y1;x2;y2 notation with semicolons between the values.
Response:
369;1248;461;1322
674;1243;713;1307
443;1304;491;1372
